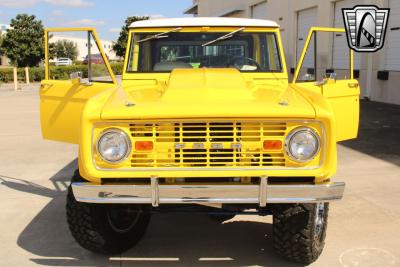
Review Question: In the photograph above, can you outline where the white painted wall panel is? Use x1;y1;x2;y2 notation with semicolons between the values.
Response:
297;7;317;68
332;0;361;69
385;0;400;71
251;1;268;19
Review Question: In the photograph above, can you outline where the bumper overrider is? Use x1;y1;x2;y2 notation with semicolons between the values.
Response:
72;177;345;207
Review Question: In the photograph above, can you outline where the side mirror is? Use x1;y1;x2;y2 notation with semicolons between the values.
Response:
315;73;337;86
70;72;82;85
301;73;315;81
315;78;328;86
327;72;337;80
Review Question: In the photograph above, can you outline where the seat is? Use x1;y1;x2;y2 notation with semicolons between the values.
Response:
153;61;193;71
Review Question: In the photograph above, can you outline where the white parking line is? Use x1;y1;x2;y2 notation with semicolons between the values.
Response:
198;257;234;261
110;257;180;261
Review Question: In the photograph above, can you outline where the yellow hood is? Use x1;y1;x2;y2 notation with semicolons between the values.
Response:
100;68;315;119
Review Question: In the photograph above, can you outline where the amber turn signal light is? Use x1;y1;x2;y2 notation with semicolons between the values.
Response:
135;141;154;151
263;140;282;150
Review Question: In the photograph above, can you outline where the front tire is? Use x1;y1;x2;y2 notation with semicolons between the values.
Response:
66;171;151;254
272;203;329;264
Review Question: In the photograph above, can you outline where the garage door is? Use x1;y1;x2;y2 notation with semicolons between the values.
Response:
251;1;267;19
385;0;400;71
297;7;317;67
332;0;361;70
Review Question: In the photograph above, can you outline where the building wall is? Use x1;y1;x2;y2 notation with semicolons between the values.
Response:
197;0;250;17
190;0;400;105
50;35;117;61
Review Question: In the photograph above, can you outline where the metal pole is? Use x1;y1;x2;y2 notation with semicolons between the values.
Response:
366;53;373;99
13;67;18;91
88;31;92;81
25;67;30;85
314;32;317;80
44;31;49;80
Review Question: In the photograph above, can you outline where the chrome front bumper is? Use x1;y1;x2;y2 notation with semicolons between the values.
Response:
72;177;345;207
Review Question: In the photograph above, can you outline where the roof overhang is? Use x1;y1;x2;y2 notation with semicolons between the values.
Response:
183;3;198;15
217;8;245;17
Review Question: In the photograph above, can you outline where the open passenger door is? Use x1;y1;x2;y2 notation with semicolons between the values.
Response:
292;27;360;141
40;28;117;144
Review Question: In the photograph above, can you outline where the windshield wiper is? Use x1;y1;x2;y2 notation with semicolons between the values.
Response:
136;27;182;43
202;27;245;47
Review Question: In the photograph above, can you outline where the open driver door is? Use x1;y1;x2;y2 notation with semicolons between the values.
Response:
40;28;118;144
292;27;360;141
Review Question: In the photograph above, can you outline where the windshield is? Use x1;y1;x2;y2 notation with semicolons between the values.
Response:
127;31;282;73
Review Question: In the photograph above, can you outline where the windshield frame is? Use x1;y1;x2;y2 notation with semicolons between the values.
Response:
124;27;287;76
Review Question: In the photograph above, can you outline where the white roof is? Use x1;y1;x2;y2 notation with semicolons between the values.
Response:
130;17;279;28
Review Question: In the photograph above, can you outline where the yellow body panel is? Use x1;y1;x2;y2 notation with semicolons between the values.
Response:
102;69;314;120
40;80;116;143
40;28;117;144
292;27;360;141
39;26;359;183
78;118;335;184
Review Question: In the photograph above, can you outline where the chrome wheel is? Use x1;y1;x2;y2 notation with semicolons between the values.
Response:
314;202;326;241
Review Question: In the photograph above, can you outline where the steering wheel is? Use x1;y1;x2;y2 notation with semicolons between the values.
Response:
227;56;260;71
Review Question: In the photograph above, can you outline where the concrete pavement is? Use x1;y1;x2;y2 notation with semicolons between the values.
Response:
0;86;399;267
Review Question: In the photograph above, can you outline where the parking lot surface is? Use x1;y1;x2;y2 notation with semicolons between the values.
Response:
0;86;399;267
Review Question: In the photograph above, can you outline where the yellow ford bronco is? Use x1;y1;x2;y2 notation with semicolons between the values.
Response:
40;17;359;264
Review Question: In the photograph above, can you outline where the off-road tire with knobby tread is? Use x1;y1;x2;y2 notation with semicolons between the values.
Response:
272;203;329;264
66;170;151;254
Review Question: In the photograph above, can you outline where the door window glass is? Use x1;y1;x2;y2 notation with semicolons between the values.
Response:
295;31;353;83
296;32;316;82
47;31;113;83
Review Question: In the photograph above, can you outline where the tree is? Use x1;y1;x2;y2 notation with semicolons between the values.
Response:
0;14;44;67
49;40;78;60
112;16;149;58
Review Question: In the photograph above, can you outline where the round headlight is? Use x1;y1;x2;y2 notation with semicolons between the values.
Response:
285;127;320;162
97;129;131;163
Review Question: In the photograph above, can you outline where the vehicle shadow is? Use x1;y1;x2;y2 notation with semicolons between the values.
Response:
341;100;400;166
117;216;302;267
0;159;306;267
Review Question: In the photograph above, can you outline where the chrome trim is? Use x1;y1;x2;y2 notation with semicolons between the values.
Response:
314;202;326;239
96;128;132;164
284;127;321;163
151;176;159;207
72;180;345;206
95;167;321;172
259;176;268;207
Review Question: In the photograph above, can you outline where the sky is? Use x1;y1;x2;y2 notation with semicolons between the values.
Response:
0;0;192;40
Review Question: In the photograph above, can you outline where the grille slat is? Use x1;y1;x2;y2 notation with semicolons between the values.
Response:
130;121;287;168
